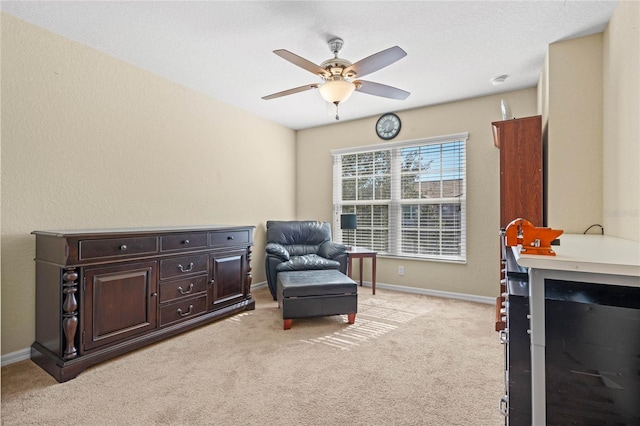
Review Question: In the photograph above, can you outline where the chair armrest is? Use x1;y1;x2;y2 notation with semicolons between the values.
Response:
318;241;347;260
266;243;290;261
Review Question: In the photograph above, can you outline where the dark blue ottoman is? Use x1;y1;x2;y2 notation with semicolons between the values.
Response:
277;270;358;330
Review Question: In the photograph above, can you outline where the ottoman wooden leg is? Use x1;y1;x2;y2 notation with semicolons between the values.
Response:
283;319;292;330
347;313;356;324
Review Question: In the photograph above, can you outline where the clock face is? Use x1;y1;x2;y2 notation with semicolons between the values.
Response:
376;113;401;140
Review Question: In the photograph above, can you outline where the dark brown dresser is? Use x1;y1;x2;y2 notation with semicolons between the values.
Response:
31;225;255;382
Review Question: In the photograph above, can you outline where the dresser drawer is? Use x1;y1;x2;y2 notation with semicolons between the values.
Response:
159;275;208;303
159;254;208;280
160;294;207;327
160;233;208;252
79;237;158;260
209;230;250;247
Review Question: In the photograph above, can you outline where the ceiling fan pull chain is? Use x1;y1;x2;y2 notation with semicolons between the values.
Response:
334;101;340;121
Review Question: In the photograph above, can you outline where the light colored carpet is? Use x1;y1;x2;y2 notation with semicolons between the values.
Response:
1;286;504;425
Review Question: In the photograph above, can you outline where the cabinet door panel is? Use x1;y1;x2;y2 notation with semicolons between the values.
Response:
211;250;246;307
83;261;157;352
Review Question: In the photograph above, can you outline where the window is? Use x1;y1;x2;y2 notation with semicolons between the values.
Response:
333;133;467;262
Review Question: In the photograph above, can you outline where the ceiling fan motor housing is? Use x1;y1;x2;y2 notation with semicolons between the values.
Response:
322;38;356;79
320;57;354;78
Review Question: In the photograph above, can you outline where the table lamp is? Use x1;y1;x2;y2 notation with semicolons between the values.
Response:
340;213;357;250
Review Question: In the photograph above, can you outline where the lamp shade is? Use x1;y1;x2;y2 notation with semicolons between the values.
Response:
340;213;357;230
319;79;355;104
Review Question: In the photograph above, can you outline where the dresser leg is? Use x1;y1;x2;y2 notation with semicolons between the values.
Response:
62;268;79;359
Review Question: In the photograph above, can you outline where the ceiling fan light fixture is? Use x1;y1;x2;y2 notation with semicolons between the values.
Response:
319;79;355;104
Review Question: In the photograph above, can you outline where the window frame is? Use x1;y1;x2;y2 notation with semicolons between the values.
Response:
332;132;468;263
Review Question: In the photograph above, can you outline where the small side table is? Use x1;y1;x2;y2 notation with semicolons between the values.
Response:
346;247;377;295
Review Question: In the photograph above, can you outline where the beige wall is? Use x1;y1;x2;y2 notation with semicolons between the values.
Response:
296;89;538;298
545;33;604;233
538;0;640;240
1;14;297;354
537;52;549;126
3;0;638;359
603;0;640;241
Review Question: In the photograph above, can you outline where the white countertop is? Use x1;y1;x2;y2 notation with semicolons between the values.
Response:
514;234;640;279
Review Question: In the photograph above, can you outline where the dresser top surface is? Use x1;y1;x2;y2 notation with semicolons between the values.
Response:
32;224;254;238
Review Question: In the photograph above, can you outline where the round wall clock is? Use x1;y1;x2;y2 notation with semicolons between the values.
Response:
376;113;401;140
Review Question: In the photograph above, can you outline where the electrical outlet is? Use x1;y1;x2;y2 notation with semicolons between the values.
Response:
398;265;405;276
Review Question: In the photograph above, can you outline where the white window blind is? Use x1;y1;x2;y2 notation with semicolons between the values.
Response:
333;133;467;262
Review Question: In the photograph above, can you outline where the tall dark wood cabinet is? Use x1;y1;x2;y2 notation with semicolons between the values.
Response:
492;116;543;425
492;115;543;331
31;225;255;382
493;115;543;229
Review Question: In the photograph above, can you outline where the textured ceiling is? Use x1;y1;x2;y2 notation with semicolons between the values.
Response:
1;1;619;130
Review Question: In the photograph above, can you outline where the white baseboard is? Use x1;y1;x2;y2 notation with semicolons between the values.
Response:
1;347;31;367
254;279;493;304
1;280;491;367
368;281;495;305
250;281;268;290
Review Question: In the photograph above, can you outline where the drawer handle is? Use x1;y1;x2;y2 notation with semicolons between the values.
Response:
183;239;190;245
177;304;194;317
178;262;194;273
177;283;194;295
120;244;127;251
499;395;508;416
227;236;234;240
499;329;508;344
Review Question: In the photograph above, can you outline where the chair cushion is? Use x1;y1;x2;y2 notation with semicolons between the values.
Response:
266;221;332;246
278;270;357;298
275;254;341;272
285;244;321;257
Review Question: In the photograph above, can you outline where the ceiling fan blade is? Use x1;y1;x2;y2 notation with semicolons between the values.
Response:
343;46;407;78
355;80;410;100
274;49;330;78
262;83;319;100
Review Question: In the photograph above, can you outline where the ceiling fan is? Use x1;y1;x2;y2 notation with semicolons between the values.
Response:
262;38;410;120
